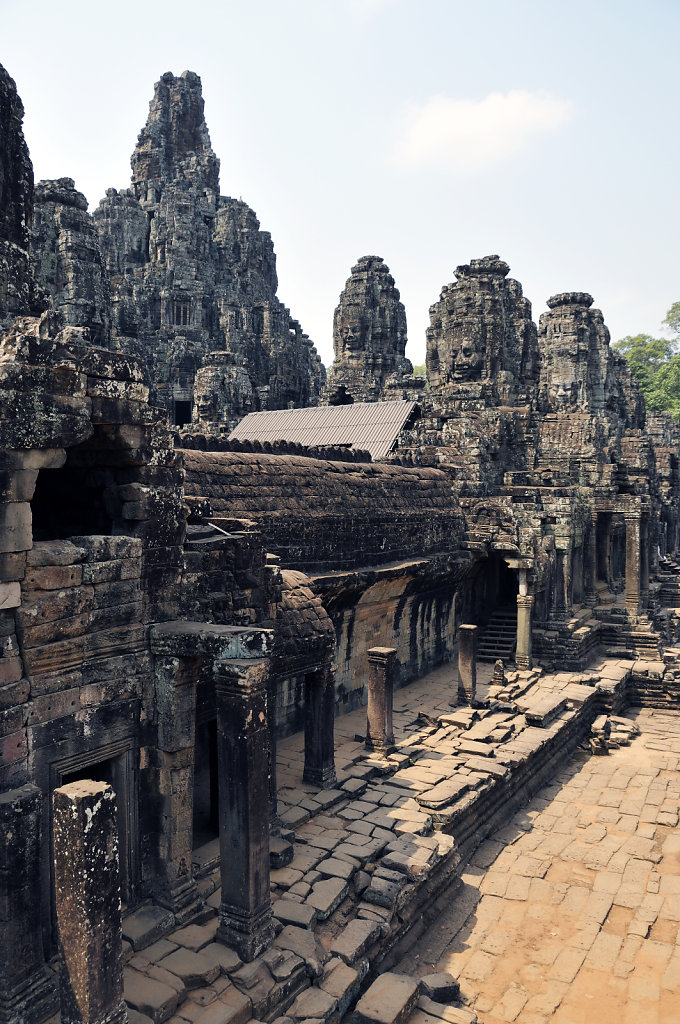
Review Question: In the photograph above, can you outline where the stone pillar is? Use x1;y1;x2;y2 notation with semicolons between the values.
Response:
365;647;396;752
0;785;59;1024
516;595;534;670
267;673;278;824
457;625;477;704
585;515;598;604
215;659;273;962
53;781;126;1024
625;513;641;617
303;665;337;789
640;515;650;611
148;655;201;922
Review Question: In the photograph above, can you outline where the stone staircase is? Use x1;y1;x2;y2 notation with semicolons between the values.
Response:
477;604;517;663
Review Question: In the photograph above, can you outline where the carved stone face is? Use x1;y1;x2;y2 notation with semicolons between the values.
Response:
447;327;485;381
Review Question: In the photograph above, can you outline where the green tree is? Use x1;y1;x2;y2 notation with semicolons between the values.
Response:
613;303;680;418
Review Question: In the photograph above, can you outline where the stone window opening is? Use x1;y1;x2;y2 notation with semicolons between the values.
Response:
173;298;191;326
31;460;115;541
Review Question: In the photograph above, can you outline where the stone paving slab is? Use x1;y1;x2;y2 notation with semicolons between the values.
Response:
396;708;680;1024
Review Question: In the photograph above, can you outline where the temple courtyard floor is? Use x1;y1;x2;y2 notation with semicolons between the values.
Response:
123;657;680;1024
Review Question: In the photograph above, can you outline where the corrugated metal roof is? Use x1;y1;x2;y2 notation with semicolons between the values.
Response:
228;401;417;460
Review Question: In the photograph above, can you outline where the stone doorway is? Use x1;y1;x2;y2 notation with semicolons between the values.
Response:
192;718;219;850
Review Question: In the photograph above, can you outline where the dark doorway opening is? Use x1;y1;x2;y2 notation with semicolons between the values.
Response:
193;719;219;849
174;400;192;427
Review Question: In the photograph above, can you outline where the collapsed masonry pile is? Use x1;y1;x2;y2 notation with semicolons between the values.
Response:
589;714;642;754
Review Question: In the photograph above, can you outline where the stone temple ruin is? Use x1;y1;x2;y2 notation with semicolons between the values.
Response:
3;62;680;1024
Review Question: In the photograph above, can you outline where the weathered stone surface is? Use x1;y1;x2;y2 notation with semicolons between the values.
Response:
329;919;381;964
353;973;420;1024
93;71;323;429
124;969;179;1024
53;780;126;1024
322;256;414;405
30;178;110;347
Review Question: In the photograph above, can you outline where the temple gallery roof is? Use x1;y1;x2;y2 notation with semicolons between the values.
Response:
228;400;418;460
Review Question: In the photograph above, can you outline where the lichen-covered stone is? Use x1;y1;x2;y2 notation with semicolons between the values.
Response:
93;70;324;428
30;178;111;347
322;256;414;405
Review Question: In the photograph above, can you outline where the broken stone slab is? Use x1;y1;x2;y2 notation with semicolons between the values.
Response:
416;998;477;1024
287;986;337;1021
317;856;356;882
123;906;175;952
275;925;328;978
321;960;364;1017
261;947;306;983
123;968;179;1024
417;778;470;811
200;943;243;976
168;920;218;952
514;692;567;727
362;867;406;910
270;836;295;869
353;972;421;1024
158;948;220;989
273;899;317;929
313;789;345;810
330;919;381;964
419;976;460;1003
463;757;509;779
193;985;252;1024
228;960;276;1019
381;838;439;880
306;876;348;920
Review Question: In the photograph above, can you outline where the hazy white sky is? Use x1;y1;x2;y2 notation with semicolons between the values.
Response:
3;0;678;366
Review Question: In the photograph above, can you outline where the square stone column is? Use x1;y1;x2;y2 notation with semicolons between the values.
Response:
215;659;274;962
365;647;396;752
585;514;598;605
457;625;477;704
303;665;337;789
516;595;534;670
625;513;642;617
0;785;59;1024
53;781;127;1024
148;655;202;922
640;514;650;611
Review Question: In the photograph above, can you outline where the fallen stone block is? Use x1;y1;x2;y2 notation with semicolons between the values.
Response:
275;925;328;978
306;876;348;920
330;919;381;964
419;976;460;1003
123;906;175;952
273;899;317;929
353;972;421;1024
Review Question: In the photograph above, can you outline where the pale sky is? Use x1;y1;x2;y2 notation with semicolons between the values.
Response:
2;0;678;367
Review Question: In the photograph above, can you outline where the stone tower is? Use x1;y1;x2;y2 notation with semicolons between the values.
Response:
426;255;539;408
322;255;413;404
83;70;324;427
538;291;645;429
30;178;110;347
0;64;44;329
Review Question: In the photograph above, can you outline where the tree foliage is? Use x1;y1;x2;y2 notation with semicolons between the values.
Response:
613;304;680;418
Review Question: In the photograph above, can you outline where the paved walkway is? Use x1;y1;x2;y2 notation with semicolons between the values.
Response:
397;708;680;1024
122;655;680;1024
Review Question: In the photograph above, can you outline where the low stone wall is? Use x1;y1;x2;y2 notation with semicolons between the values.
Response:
181;450;463;572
